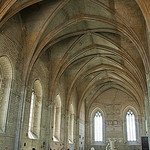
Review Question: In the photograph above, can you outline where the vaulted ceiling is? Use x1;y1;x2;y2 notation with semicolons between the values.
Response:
1;0;150;113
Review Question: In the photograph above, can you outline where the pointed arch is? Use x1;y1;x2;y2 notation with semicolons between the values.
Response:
123;106;139;143
28;79;43;139
126;110;136;141
94;111;103;141
90;107;105;144
0;56;12;133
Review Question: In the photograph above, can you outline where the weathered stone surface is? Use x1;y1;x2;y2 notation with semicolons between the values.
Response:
0;0;150;150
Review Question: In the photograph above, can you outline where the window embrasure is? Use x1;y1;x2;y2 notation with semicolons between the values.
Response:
53;95;61;142
90;107;104;144
28;80;42;139
68;104;74;144
0;56;12;133
123;106;140;145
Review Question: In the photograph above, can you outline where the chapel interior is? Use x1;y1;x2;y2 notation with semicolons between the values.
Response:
0;0;150;150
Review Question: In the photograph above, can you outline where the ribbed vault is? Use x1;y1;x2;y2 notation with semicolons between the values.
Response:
1;0;148;117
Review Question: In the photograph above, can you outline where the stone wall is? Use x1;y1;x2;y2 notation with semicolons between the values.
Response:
79;102;85;150
0;14;24;150
0;0;149;150
86;89;145;150
20;53;49;150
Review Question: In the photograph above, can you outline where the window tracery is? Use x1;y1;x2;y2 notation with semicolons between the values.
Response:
94;111;103;142
126;110;136;141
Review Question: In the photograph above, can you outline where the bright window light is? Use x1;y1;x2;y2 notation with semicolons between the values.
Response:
126;110;136;141
28;91;35;133
94;111;103;141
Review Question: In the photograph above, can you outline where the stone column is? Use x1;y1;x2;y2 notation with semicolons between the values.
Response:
75;116;80;150
144;94;148;135
49;102;55;149
55;106;61;138
14;84;27;150
85;120;90;150
146;72;150;148
45;101;53;150
85;107;90;150
64;109;69;149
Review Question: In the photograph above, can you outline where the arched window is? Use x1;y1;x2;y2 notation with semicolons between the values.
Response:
68;104;74;143
126;110;136;141
28;80;42;139
28;91;35;135
94;111;103;142
53;95;61;141
0;56;12;133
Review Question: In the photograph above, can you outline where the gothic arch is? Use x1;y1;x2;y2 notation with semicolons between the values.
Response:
28;79;43;139
0;56;12;133
122;105;140;144
90;107;105;144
